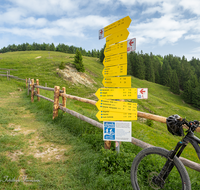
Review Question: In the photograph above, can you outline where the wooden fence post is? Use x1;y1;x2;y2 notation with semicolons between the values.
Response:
53;86;60;119
26;78;27;88
62;87;66;108
27;78;30;96
36;79;40;101
104;141;111;149
31;79;34;102
7;71;8;80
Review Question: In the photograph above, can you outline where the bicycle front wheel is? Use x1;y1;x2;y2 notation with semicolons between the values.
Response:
131;147;191;190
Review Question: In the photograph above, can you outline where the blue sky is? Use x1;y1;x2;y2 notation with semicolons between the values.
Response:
0;0;200;61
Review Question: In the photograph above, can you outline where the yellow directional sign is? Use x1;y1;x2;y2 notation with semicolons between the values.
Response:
96;99;137;113
104;16;132;38
103;52;127;67
102;64;127;77
95;88;137;99
104;41;127;56
103;76;131;87
96;111;137;121
106;29;129;46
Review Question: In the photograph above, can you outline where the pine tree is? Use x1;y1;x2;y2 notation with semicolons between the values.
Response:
170;70;180;95
74;49;85;72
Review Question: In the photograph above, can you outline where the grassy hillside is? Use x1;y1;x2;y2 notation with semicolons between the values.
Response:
0;51;200;189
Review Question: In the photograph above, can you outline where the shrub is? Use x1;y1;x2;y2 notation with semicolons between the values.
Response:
59;61;65;70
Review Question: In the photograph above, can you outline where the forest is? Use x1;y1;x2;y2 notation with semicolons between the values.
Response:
1;42;200;109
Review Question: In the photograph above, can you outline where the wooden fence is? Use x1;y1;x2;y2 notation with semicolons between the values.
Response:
1;73;200;172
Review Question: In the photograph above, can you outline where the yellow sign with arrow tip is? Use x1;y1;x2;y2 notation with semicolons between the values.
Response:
103;76;131;87
102;64;127;77
96;99;137;113
104;16;132;38
103;52;127;67
104;41;127;56
106;29;129;46
95;88;137;99
96;110;137;121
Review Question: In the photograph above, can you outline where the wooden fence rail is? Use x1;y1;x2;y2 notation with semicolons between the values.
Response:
1;73;200;172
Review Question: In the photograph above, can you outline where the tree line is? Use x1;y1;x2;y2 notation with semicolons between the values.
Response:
0;42;100;58
99;45;200;109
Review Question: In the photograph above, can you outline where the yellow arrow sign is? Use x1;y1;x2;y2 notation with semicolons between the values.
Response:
103;76;131;87
104;16;132;38
104;41;127;56
96;99;137;113
102;64;127;77
106;29;129;46
96;111;137;121
95;88;137;99
103;52;127;67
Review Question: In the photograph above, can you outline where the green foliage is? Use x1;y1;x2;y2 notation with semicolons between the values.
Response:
170;70;180;95
98;148;135;175
74;49;85;72
146;119;154;127
59;61;65;70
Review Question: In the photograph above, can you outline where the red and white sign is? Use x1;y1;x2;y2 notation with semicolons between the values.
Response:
127;38;136;52
99;28;104;40
137;88;148;99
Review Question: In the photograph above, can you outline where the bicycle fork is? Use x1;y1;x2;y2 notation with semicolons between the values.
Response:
152;141;188;188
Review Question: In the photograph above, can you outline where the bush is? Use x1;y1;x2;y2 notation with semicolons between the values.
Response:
59;61;65;70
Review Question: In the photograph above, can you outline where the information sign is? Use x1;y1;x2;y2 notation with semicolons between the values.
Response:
96;111;137;121
103;52;127;67
102;64;127;77
103;16;132;38
103;121;132;142
127;38;136;53
106;29;129;46
95;88;137;99
103;76;131;87
96;99;137;113
137;88;148;99
104;41;127;56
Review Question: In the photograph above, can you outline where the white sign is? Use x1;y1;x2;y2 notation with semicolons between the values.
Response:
127;38;136;52
103;121;132;142
99;28;104;40
137;88;148;99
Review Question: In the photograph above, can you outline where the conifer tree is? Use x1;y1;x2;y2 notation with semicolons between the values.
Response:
170;70;180;95
74;49;85;72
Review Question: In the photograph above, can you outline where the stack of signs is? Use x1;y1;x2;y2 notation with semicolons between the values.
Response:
97;16;141;142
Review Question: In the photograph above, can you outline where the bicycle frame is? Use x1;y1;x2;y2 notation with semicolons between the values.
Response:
152;128;200;188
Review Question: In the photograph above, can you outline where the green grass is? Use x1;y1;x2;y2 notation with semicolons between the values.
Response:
0;51;200;189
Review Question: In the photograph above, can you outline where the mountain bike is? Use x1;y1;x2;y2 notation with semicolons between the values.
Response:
130;115;200;190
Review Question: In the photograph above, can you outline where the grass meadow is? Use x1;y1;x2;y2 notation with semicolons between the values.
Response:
0;51;200;189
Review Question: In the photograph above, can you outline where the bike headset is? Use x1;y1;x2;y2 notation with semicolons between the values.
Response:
166;114;184;136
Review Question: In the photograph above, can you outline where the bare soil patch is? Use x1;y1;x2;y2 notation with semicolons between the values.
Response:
57;65;97;87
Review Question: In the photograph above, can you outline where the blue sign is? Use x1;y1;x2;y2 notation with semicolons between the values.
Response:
103;121;115;141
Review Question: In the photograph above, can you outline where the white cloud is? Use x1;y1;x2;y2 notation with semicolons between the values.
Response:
179;0;200;15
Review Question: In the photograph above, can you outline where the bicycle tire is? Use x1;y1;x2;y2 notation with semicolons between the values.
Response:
131;147;191;190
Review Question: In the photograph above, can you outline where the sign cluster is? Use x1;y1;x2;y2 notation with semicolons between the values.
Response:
97;16;148;142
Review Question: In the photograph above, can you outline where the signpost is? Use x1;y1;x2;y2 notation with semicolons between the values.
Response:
104;41;127;56
106;29;129;46
96;111;137;121
102;64;127;77
98;15;141;152
95;88;137;100
96;99;137;113
102;76;131;87
103;52;127;67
